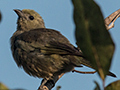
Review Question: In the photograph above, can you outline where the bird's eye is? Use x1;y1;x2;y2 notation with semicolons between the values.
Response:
29;16;34;20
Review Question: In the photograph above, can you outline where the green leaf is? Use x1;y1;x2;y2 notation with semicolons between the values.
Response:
94;81;101;90
72;0;115;80
0;82;9;90
105;80;120;90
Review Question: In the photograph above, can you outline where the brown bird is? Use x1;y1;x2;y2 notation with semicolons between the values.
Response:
10;9;116;89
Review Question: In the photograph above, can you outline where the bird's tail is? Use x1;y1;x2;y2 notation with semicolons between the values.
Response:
77;57;116;77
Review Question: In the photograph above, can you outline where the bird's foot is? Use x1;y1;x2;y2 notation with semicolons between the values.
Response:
38;79;55;90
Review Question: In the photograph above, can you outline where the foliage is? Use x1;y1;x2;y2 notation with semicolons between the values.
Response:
0;82;9;90
105;80;120;90
72;0;119;89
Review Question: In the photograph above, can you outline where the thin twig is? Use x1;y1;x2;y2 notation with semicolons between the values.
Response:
105;9;120;30
72;69;96;74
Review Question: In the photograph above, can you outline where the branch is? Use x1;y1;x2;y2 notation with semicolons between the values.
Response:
72;69;96;74
105;9;120;30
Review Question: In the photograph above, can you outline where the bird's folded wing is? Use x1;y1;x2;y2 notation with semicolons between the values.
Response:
42;41;84;56
16;39;84;57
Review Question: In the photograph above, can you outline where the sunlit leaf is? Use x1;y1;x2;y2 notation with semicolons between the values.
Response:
105;80;120;90
72;0;115;80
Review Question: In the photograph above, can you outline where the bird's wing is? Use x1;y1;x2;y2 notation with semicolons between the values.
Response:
42;41;84;57
14;28;84;57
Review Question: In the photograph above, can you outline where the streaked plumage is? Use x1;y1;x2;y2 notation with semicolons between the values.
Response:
10;9;116;82
11;9;87;80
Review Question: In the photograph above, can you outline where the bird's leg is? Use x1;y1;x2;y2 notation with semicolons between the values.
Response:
41;79;48;86
38;78;55;90
44;73;64;89
38;78;48;90
38;73;64;90
58;73;64;80
72;69;96;74
44;80;55;89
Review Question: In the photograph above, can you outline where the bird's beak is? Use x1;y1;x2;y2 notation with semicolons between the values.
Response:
14;9;24;17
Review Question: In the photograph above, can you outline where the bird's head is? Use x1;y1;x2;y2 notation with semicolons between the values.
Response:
14;9;45;31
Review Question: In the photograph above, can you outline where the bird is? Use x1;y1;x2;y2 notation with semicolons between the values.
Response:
10;9;116;89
